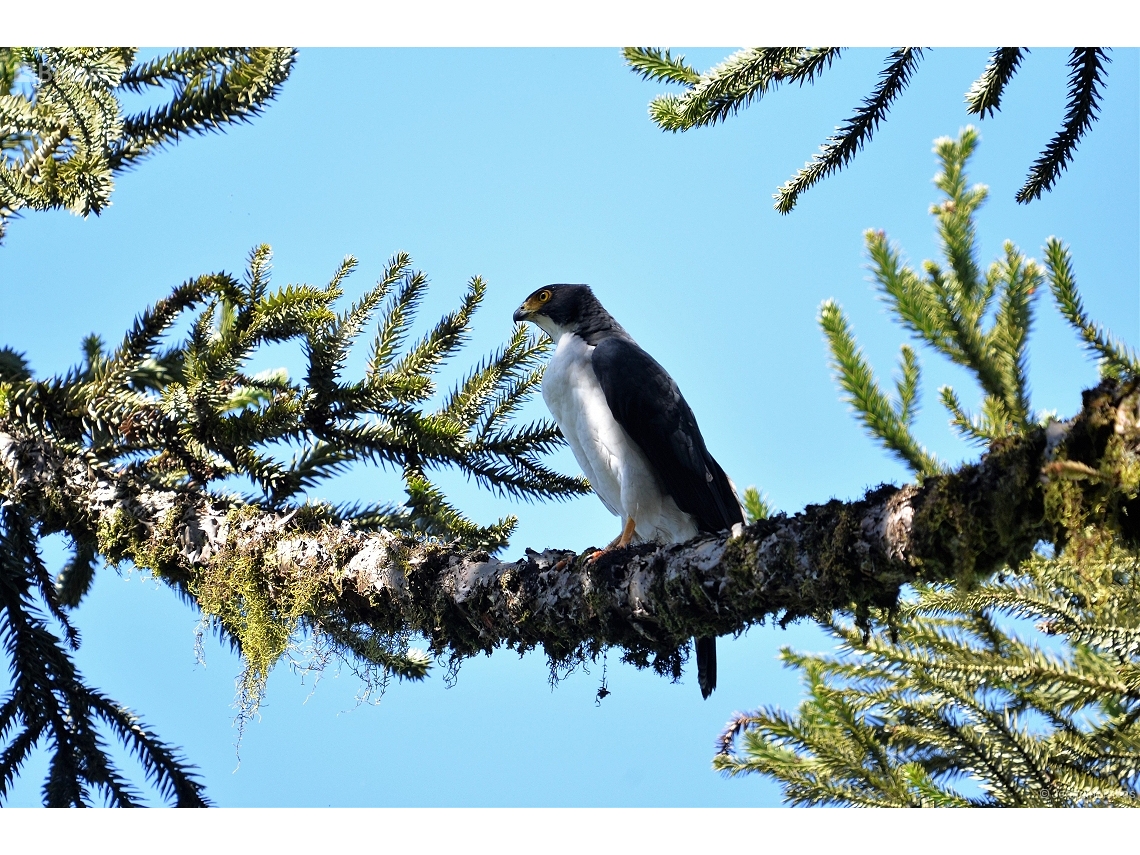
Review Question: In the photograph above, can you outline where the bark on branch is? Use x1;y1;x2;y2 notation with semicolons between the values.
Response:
2;380;1137;678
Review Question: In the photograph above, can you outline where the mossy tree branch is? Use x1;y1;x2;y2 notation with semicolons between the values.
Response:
4;380;1136;685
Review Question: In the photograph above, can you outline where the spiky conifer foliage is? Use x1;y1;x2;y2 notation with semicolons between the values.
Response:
821;127;1044;476
0;501;210;806
0;47;295;240
0;243;585;804
715;129;1140;806
0;46;585;806
0;43;296;807
714;539;1140;806
0;43;298;807
624;47;1111;212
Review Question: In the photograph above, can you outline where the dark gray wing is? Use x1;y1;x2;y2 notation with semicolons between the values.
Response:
591;337;743;533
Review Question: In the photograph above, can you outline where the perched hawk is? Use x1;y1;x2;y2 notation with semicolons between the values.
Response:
514;284;743;698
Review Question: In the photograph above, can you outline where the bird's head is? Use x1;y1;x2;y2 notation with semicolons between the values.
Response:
513;284;621;342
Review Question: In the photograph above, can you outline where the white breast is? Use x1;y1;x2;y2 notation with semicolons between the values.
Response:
542;331;698;545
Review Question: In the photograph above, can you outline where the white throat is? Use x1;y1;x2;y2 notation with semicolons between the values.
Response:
532;314;575;341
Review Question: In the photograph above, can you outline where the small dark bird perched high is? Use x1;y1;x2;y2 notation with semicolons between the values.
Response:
513;284;743;699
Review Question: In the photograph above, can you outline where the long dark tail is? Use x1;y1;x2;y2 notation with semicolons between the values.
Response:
696;636;717;699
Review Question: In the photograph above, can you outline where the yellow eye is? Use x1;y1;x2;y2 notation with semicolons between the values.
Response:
538;290;551;302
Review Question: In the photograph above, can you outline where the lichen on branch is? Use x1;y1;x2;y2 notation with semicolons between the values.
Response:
4;379;1137;690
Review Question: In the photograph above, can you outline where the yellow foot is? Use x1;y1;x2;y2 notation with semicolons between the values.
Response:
615;516;637;549
589;518;638;563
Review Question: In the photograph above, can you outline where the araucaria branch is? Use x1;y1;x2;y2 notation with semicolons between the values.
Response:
4;380;1137;683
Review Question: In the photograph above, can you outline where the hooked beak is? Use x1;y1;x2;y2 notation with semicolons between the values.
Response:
512;305;531;323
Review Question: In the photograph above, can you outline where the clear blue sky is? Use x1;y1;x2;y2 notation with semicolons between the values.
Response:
1;48;1136;807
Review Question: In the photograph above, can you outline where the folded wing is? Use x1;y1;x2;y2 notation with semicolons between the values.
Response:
591;337;742;535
